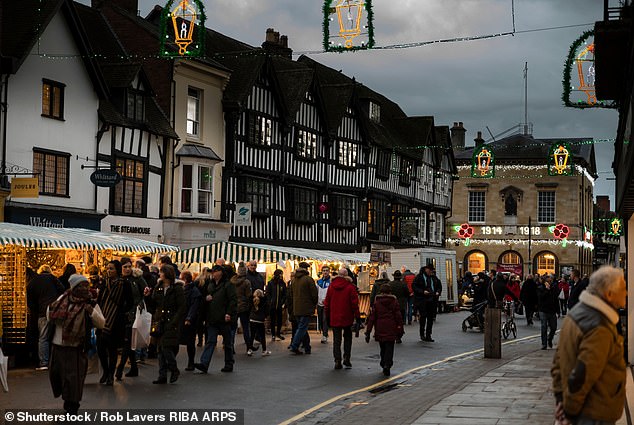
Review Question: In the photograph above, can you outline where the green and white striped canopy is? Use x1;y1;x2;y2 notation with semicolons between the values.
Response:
175;241;370;265
0;222;178;253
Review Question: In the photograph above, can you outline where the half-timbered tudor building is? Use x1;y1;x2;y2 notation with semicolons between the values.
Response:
0;0;175;241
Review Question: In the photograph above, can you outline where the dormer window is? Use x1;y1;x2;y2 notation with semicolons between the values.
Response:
369;101;380;122
126;89;144;122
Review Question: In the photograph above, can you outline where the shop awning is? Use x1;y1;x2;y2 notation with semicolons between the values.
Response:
174;241;370;265
0;222;178;253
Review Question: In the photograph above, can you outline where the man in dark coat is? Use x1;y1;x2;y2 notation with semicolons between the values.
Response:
246;260;265;292
179;271;201;371
537;275;560;350
389;270;409;342
27;264;64;370
520;274;538;325
288;262;318;355
567;269;589;310
195;265;238;373
413;266;442;342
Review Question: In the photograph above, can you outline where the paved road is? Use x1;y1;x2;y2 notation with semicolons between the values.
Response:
1;310;547;425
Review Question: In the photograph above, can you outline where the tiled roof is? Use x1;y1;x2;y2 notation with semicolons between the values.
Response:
270;56;314;124
176;143;222;161
219;54;266;107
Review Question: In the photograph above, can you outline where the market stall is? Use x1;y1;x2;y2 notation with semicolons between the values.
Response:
0;222;178;347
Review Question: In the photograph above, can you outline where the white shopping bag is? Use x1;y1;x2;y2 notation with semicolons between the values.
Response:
0;347;8;392
132;306;152;350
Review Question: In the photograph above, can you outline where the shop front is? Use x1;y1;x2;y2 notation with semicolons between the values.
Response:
5;202;105;230
0;222;178;353
162;219;232;250
101;215;163;243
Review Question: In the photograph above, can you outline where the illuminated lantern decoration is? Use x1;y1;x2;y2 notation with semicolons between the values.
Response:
609;218;623;236
471;146;495;178
159;0;206;58
548;143;573;176
549;223;570;247
454;223;474;246
323;0;374;52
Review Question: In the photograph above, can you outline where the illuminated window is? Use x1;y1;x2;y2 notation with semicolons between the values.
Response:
114;157;145;216
296;129;317;159
501;252;521;264
33;149;69;196
248;113;272;147
369;101;380;122
367;199;388;235
537;253;556;276
467;252;486;274
187;88;200;137
445;259;454;301
338;140;358;168
42;79;65;120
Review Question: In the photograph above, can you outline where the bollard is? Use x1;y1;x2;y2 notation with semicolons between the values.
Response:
484;307;502;358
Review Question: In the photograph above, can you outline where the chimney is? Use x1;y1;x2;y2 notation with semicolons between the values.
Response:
450;121;466;149
262;28;293;59
596;195;611;213
474;131;485;147
92;0;139;14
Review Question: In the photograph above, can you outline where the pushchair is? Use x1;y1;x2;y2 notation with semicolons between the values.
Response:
462;301;487;332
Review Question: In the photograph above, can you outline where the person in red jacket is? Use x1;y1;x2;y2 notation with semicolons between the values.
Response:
365;284;404;376
323;268;360;370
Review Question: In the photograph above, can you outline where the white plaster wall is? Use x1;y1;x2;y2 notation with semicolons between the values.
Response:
148;172;162;219
6;12;99;210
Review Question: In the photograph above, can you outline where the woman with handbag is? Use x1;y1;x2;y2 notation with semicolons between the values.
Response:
47;274;105;414
144;265;186;384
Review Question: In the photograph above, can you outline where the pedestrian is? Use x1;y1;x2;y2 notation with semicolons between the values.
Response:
389;270;409;342
246;260;265;292
231;262;252;353
179;271;201;371
59;264;77;291
316;265;331;344
551;265;626;425
365;284;404;376
412;266;442;342
195;267;211;347
401;266;416;325
266;269;287;341
567;269;589;310
115;257;147;380
370;271;390;306
96;260;132;385
195;264;237;373
47;274;105;414
248;289;270;357
145;265;186;384
520;274;538;325
557;277;570;316
26;264;65;370
287;262;318;355
86;265;104;292
537;275;559;350
323;268;360;369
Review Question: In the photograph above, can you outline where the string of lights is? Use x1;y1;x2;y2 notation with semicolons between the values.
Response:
446;238;595;249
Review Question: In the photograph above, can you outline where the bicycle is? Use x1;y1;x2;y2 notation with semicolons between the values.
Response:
501;300;517;339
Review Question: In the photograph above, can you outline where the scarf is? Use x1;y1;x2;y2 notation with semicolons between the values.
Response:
48;288;92;346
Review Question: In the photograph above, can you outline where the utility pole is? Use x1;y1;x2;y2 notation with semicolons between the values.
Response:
523;62;528;135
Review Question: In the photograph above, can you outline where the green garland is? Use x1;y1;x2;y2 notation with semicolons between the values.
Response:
159;0;206;58
562;29;616;109
323;0;375;52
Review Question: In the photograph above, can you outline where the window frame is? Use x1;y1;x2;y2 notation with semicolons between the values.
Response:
112;155;147;217
399;158;415;186
337;140;358;168
332;194;358;228
468;191;486;223
375;149;392;180
367;198;388;235
369;101;381;122
286;186;317;224
187;87;201;138
240;177;272;217
247;112;273;148
41;79;65;121
32;148;70;197
296;128;317;160
126;89;145;122
180;163;215;216
537;191;556;224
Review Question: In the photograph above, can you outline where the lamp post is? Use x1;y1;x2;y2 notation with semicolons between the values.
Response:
528;216;532;275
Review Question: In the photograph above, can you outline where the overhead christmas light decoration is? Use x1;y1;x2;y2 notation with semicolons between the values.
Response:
471;146;495;178
609;218;623;237
454;223;474;246
549;223;570;247
548;142;573;176
159;0;206;58
323;0;375;52
562;30;616;109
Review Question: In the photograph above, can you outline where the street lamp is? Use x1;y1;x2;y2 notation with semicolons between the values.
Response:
170;0;197;55
335;0;364;48
552;145;570;174
476;148;492;177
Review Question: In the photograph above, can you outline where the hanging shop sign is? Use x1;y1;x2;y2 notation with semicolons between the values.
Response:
562;30;616;109
234;203;252;227
471;146;495;178
323;0;374;52
90;169;122;187
159;0;206;58
10;177;39;198
548;143;574;176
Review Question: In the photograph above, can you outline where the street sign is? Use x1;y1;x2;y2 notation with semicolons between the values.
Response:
10;177;39;198
90;169;122;187
234;203;252;226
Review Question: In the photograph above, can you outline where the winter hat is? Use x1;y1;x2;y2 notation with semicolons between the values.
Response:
274;269;283;277
68;274;89;290
237;262;247;276
392;270;402;278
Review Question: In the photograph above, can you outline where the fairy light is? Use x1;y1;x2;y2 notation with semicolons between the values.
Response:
446;238;594;250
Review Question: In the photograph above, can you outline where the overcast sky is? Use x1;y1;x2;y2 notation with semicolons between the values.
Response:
113;0;618;206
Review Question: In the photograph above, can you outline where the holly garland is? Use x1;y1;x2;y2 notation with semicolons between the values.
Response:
562;29;616;109
159;0;206;58
323;0;375;52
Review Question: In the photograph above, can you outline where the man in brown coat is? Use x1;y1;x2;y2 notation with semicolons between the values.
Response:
551;265;627;424
287;262;318;355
